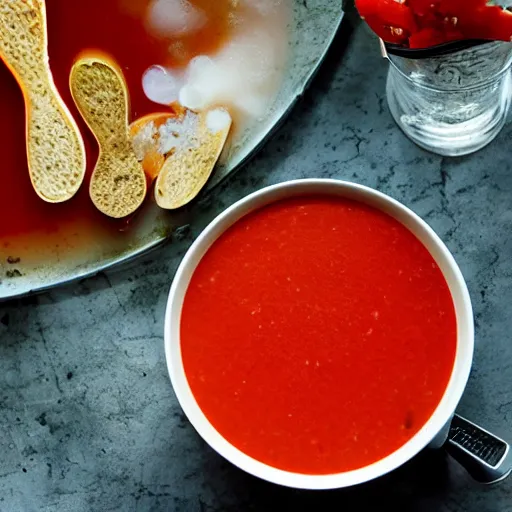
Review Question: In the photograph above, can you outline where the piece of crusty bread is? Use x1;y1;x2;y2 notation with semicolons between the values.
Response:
154;108;231;210
0;0;86;203
70;54;147;218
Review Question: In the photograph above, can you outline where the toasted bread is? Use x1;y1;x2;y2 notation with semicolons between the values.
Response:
154;107;231;210
0;0;86;203
70;54;147;218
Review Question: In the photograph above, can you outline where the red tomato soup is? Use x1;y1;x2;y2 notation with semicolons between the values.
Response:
180;196;457;475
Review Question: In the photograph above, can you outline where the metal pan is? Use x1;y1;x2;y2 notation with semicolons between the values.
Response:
0;1;343;301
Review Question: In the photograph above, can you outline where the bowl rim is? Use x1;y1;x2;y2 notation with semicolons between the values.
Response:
164;178;474;489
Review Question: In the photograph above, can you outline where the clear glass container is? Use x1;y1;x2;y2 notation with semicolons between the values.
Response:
386;42;512;156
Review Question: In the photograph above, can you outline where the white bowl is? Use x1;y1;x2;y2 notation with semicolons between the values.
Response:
164;179;474;489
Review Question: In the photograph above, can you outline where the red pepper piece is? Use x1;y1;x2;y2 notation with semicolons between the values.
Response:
356;0;512;48
363;14;410;44
408;28;446;48
408;0;441;17
357;0;417;32
457;6;512;41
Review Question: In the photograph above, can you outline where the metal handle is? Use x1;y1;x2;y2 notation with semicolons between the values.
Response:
444;414;512;484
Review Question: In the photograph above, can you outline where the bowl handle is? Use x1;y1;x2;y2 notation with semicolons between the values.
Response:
444;414;512;484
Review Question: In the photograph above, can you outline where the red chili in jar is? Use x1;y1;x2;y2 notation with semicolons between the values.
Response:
356;0;512;48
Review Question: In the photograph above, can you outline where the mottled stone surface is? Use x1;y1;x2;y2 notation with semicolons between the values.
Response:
1;17;512;512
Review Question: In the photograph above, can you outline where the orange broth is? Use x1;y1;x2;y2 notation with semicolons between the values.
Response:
181;196;457;474
0;0;233;252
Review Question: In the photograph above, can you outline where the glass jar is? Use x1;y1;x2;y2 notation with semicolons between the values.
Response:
386;42;512;156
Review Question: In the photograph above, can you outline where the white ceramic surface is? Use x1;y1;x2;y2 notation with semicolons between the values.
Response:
164;179;474;490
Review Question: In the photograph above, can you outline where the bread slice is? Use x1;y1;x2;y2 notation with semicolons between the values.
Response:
154;107;231;210
0;0;86;203
70;54;147;218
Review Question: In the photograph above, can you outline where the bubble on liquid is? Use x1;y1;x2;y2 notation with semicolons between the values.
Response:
147;0;206;37
206;109;232;133
186;55;216;83
142;65;183;105
179;84;205;111
182;56;226;109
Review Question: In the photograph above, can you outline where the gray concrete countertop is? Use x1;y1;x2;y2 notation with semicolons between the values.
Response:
1;17;511;512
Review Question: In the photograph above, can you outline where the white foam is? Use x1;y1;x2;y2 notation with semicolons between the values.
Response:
179;84;205;111
142;66;183;105
236;94;268;117
158;110;201;154
132;120;158;161
243;0;283;16
206;109;232;133
147;0;206;37
186;55;216;83
143;0;288;129
177;25;283;119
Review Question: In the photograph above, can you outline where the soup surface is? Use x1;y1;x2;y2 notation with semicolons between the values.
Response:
181;196;457;474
